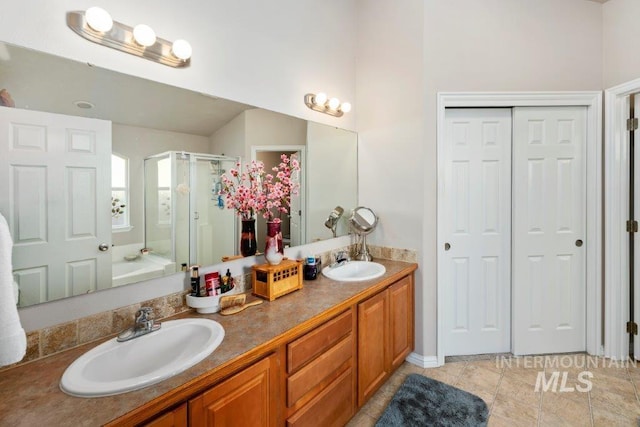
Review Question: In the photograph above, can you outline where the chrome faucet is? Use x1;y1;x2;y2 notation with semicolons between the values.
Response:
117;307;161;342
330;251;351;268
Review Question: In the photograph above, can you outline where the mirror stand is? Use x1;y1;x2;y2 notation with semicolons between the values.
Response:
349;207;378;262
355;234;373;261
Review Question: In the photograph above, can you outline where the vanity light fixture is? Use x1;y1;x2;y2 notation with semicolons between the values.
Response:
67;8;192;68
132;24;157;47
304;92;351;117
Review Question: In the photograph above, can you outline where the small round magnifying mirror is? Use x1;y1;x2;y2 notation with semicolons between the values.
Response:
351;207;378;234
349;207;378;261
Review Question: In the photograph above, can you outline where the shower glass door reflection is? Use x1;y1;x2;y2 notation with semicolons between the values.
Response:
144;152;238;269
190;156;238;266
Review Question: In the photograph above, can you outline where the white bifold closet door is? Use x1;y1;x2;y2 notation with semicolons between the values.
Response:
512;106;587;356
442;108;512;356
442;106;587;357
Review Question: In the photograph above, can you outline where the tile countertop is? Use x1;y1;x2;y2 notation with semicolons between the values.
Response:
0;259;417;427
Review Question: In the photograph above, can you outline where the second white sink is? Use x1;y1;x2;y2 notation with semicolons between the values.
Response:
60;318;224;398
322;261;386;282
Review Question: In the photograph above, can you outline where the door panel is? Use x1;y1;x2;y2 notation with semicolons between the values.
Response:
443;108;512;355
0;107;112;305
512;106;586;355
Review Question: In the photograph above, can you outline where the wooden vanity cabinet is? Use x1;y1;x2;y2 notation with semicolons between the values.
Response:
357;275;414;406
142;403;187;427
188;354;279;427
389;276;414;370
285;309;356;427
118;269;415;427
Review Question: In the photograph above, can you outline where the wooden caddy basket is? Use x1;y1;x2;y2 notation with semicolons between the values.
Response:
252;259;303;301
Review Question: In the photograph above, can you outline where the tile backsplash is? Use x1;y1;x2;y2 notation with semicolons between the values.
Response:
2;245;416;371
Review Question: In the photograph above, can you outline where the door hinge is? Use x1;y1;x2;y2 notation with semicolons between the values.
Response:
627;220;639;233
627;118;639;131
627;321;638;335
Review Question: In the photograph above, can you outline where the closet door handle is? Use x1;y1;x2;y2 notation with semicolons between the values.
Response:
444;243;451;251
575;239;583;247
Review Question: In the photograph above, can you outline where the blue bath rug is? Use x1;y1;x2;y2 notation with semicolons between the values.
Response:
375;374;488;427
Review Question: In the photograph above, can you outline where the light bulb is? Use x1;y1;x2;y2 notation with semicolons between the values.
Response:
85;7;113;33
314;92;327;106
133;24;156;47
328;97;340;110
340;102;352;113
171;39;192;60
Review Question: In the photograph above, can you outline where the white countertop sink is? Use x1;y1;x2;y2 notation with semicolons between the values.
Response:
322;261;386;282
60;318;224;398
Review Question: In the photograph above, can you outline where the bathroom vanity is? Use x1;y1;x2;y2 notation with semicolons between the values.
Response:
0;259;416;426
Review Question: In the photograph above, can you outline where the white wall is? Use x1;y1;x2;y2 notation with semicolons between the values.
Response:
244;109;307;161
355;0;603;358
603;0;640;88
0;0;356;130
355;0;426;355
210;112;246;158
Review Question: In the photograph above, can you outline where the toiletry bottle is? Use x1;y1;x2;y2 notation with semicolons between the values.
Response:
181;263;188;272
205;272;220;296
221;276;228;293
214;272;222;295
223;269;232;293
213;272;220;295
190;266;200;297
205;273;214;296
304;256;317;280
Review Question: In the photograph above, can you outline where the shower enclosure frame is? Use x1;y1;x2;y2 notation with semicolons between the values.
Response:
144;151;240;267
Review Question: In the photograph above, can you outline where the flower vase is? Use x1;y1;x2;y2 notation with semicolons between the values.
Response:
264;220;284;265
240;219;257;257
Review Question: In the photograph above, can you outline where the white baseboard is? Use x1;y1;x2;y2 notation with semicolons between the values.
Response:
406;352;439;368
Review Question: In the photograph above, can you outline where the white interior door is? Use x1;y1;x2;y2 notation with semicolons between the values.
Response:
0;107;112;306
442;108;512;356
512;106;587;355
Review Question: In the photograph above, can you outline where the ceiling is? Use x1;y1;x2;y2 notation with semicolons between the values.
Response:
0;43;255;137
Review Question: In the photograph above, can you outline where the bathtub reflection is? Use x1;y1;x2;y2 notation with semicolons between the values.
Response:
112;255;176;287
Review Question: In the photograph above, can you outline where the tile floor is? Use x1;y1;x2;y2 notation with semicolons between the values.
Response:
347;354;640;426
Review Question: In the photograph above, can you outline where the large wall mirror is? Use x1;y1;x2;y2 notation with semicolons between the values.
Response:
0;42;358;308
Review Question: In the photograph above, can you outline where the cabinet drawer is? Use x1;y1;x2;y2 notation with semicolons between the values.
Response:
287;310;352;373
286;367;354;427
142;403;187;427
287;334;353;407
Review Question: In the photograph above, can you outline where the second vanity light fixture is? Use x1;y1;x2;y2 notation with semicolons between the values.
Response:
304;92;351;117
67;7;192;68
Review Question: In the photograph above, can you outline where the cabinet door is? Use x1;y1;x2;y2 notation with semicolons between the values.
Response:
389;276;414;370
143;403;187;427
357;289;389;406
189;354;278;427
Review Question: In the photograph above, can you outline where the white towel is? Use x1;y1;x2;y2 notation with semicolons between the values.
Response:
0;213;26;366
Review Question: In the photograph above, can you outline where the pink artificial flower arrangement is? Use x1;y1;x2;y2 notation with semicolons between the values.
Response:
221;154;301;222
